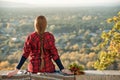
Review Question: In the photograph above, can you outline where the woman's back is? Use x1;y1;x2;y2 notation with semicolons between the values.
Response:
23;32;59;73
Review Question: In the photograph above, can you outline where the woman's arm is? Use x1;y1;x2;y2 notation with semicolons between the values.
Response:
48;33;73;74
7;56;27;77
55;58;73;74
16;56;27;69
7;35;31;77
7;68;19;77
54;58;64;71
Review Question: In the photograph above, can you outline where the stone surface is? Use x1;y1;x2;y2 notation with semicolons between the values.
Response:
0;70;120;80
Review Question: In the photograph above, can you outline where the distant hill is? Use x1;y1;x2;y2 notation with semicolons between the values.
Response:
0;1;31;8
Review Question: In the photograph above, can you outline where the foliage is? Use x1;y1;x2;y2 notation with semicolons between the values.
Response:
93;12;120;70
0;7;120;70
68;63;85;75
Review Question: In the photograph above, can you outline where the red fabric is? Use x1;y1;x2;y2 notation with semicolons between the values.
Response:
22;32;59;73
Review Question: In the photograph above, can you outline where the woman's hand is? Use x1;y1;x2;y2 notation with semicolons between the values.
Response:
7;69;19;77
61;69;74;75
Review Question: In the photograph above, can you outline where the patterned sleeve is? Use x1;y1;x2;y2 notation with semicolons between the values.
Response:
49;33;59;61
22;35;31;58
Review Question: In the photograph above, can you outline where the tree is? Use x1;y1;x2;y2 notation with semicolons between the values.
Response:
93;12;120;70
0;61;10;70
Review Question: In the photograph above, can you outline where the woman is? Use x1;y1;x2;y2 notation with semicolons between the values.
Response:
7;16;73;77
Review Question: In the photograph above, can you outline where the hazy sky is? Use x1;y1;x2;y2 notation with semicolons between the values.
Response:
1;0;120;7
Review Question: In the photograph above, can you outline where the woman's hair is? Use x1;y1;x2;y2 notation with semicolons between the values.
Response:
34;15;47;34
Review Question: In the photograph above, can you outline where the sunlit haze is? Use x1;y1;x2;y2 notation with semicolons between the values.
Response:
1;0;120;7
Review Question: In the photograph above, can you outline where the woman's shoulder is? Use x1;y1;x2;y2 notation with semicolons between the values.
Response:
25;32;37;40
44;32;53;36
44;32;55;39
27;32;36;37
27;31;55;39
